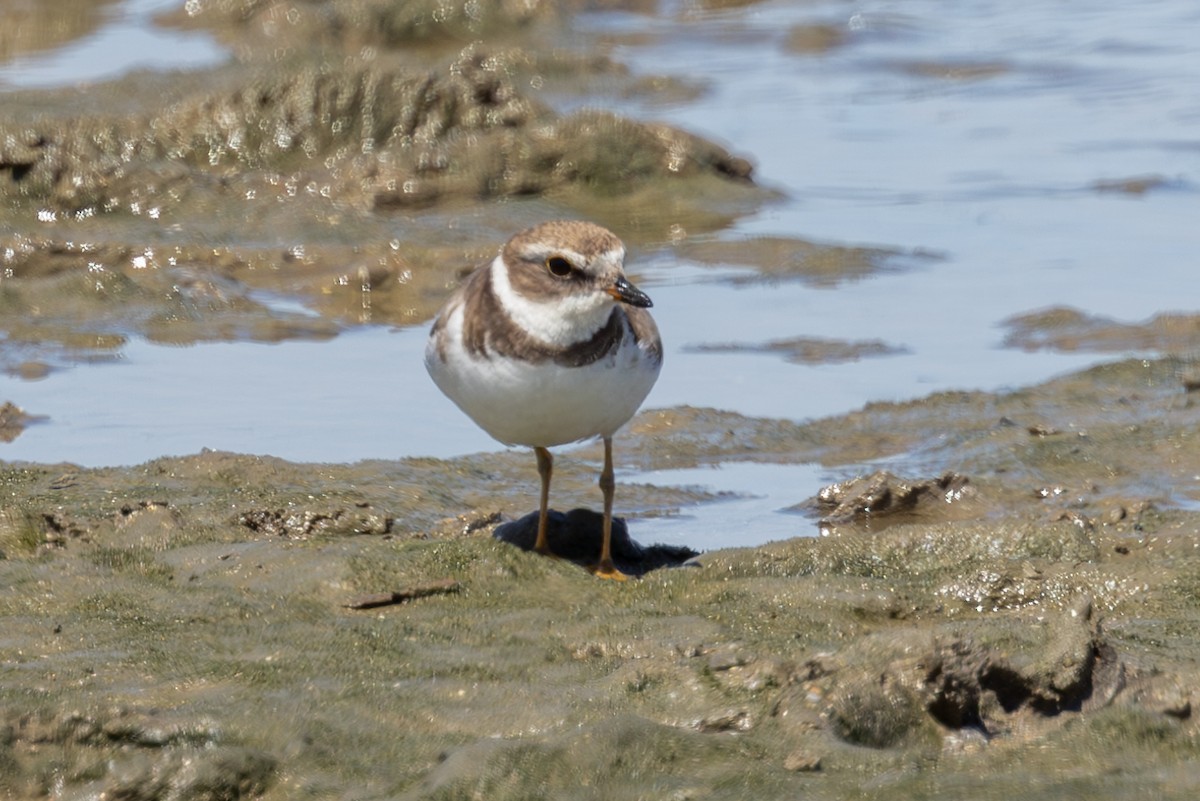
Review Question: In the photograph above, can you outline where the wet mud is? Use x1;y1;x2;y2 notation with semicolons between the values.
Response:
4;356;1200;799
686;336;906;365
804;470;975;533
1003;306;1200;356
3;1;1200;799
0;1;764;372
675;235;934;288
0;402;45;443
0;0;120;65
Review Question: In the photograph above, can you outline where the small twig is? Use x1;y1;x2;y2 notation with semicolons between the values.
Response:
343;579;461;610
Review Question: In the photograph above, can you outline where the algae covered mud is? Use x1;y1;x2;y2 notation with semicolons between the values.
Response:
2;358;1200;799
3;0;1200;799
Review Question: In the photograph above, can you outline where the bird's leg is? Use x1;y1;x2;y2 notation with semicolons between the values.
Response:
592;436;628;580
534;446;553;555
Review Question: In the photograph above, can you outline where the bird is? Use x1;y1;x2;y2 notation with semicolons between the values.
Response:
424;220;662;580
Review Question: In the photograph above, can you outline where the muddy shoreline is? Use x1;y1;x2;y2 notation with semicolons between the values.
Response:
3;2;1200;799
3;356;1199;799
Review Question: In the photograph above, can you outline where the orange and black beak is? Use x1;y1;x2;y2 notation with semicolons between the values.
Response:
606;276;653;308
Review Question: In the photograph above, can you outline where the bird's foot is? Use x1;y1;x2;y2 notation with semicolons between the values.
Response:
589;560;630;581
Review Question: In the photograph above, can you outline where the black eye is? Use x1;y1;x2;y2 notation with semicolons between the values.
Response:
546;256;573;277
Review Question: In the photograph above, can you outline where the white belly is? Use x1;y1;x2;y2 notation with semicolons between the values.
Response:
425;307;660;447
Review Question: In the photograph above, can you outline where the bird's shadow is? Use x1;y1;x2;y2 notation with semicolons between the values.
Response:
493;508;700;577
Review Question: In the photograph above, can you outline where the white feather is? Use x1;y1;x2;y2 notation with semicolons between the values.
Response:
488;254;617;348
425;296;660;448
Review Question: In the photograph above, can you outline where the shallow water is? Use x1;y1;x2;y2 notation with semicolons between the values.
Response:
2;0;1198;547
0;0;224;89
634;461;829;550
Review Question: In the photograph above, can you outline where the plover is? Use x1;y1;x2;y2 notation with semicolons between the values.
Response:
425;220;663;579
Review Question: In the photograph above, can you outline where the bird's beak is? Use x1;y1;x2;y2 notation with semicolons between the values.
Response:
606;276;653;308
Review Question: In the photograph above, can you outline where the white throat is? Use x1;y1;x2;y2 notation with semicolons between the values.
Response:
490;256;615;348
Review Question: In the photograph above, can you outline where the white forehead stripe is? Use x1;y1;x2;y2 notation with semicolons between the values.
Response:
490;255;616;349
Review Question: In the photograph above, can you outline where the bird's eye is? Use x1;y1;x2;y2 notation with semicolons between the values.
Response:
546;256;573;278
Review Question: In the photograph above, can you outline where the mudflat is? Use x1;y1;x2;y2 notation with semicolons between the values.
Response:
2;2;1199;799
3;355;1199;799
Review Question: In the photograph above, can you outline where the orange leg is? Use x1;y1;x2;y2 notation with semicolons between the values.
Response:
592;436;628;581
533;446;553;555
